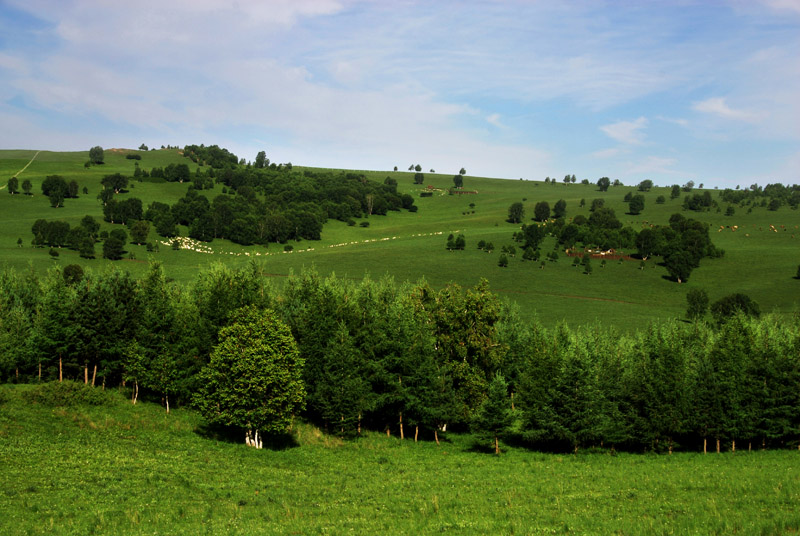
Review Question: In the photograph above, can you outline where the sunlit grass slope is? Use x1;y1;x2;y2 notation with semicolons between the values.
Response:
1;384;799;536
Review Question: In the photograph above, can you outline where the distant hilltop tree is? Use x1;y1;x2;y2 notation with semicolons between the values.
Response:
89;146;104;165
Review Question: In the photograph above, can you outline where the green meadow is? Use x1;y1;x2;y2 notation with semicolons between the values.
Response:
1;384;799;536
1;148;799;330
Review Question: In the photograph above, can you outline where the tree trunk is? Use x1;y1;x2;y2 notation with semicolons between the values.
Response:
132;381;138;405
494;435;500;455
748;441;751;452
668;437;673;455
84;364;88;384
732;439;736;453
511;391;515;411
399;412;404;440
716;438;720;453
38;362;41;380
59;355;62;382
358;413;362;436
703;437;707;454
434;429;440;445
165;394;170;414
415;425;419;442
91;364;97;387
386;427;390;437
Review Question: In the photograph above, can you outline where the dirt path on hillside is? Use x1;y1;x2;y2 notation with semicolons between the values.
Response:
12;150;41;178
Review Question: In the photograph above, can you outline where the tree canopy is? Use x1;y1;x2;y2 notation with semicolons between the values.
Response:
195;306;305;447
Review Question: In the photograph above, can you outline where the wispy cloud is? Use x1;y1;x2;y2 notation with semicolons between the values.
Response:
600;117;648;145
485;114;504;128
692;97;760;122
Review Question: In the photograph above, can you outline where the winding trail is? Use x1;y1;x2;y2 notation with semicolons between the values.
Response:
12;150;41;178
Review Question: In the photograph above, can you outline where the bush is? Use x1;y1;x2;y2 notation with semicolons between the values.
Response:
125;154;142;160
359;221;370;228
23;381;112;407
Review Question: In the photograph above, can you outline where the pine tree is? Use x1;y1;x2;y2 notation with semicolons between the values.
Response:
472;373;513;454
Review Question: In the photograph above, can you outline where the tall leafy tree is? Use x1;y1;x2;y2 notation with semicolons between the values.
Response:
533;201;550;222
89;146;104;164
507;202;524;223
195;306;305;448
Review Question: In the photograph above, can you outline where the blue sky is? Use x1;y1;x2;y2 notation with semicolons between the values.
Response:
0;0;798;188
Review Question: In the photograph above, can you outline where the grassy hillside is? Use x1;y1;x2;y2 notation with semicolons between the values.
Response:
1;384;799;536
2;149;798;330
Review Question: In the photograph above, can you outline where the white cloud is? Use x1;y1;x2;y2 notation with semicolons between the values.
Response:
485;114;503;128
600;117;648;145
692;97;760;122
656;116;689;127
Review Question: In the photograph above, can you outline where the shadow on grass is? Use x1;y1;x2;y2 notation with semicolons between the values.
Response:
194;421;299;450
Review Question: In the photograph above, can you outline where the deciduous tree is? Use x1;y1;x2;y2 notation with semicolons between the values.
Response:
195;306;305;448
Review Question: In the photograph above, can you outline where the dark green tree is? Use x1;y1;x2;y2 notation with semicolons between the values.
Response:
553;199;567;219
686;289;709;321
628;194;645;215
7;177;19;194
664;251;694;283
471;373;513;454
89;146;104;164
22;179;32;195
129;220;150;245
533;201;550;222
710;294;760;325
507;202;524;223
597;177;611;192
453;175;463;188
637;179;653;192
102;237;125;260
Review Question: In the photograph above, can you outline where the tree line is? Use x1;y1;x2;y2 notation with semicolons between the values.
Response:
31;165;417;250
1;264;797;454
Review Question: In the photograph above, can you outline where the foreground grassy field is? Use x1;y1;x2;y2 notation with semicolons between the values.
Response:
1;148;798;329
1;384;798;535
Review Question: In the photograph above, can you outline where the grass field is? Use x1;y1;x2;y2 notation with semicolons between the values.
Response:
1;384;798;535
1;148;798;330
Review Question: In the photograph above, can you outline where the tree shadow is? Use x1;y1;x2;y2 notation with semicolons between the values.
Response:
195;422;299;450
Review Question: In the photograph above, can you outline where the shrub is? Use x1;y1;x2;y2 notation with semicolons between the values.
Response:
360;221;370;228
23;381;111;407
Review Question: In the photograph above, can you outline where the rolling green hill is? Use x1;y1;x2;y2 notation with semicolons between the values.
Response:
2;148;798;330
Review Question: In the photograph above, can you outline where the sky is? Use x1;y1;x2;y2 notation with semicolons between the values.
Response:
0;0;798;188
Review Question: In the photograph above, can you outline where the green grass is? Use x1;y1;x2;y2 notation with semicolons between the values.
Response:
1;384;799;535
2;150;799;330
